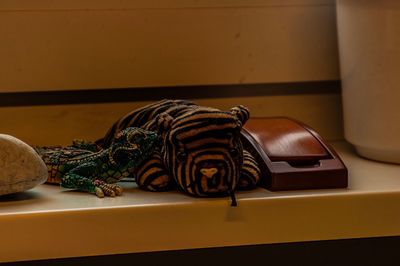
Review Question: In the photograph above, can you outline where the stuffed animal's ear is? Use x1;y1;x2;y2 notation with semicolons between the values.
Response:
155;112;174;133
230;105;250;127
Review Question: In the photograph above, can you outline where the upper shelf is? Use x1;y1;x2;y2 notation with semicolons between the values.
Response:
0;0;335;11
0;0;338;92
1;141;400;263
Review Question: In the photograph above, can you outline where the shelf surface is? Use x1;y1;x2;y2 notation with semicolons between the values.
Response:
1;141;400;263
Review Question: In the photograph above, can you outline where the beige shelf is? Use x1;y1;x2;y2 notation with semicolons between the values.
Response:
1;141;400;263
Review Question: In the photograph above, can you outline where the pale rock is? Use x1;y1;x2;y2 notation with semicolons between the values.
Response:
0;134;48;196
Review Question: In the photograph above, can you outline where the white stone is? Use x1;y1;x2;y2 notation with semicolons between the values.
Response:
0;134;48;196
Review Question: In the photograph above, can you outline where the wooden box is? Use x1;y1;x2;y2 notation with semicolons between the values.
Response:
241;117;348;191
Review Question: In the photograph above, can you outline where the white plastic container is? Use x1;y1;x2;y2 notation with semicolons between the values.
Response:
336;0;400;163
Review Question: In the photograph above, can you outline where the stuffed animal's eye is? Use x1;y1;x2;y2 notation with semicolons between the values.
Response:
230;148;240;158
177;151;187;161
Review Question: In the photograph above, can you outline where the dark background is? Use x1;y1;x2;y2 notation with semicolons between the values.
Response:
4;236;400;266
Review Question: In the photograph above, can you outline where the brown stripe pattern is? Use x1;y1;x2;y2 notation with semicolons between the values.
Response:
236;150;261;190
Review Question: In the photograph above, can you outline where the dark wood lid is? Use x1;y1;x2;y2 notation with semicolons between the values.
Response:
243;117;329;162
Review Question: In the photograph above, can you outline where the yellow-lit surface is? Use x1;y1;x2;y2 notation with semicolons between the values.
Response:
1;141;400;263
0;94;343;146
0;1;338;91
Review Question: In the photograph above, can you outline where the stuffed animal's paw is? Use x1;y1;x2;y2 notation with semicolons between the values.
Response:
93;180;123;198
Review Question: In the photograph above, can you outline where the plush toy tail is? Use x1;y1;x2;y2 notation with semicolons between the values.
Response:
228;173;238;207
230;190;238;207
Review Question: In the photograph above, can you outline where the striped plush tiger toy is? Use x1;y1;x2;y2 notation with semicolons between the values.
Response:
96;99;260;205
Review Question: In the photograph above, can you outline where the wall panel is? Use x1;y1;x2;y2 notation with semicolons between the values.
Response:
0;93;343;146
0;1;339;91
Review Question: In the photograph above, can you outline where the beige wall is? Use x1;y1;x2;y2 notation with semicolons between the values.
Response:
0;0;339;91
0;94;343;146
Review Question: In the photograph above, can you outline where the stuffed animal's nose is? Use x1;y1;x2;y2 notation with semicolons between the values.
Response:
200;167;218;178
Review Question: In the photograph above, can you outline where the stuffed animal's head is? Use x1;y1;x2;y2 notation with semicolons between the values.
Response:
156;105;249;197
